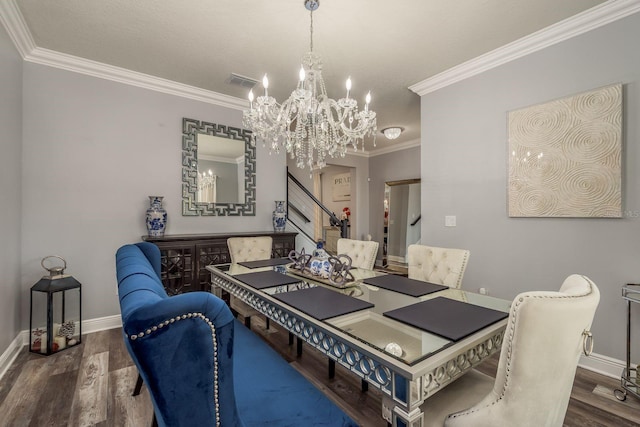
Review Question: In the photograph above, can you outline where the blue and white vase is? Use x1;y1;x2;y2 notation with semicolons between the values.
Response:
272;200;287;232
146;196;167;237
310;240;331;279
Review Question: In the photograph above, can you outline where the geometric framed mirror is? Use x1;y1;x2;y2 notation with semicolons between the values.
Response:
182;117;256;216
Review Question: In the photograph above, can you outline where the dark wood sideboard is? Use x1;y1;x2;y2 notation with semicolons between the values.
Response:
142;231;297;295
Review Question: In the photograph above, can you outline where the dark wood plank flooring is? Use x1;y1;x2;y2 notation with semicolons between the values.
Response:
1;316;638;426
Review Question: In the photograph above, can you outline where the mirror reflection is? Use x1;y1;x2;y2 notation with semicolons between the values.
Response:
182;118;256;216
383;179;421;269
196;134;245;204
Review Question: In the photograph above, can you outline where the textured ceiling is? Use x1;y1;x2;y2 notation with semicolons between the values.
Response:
13;0;606;152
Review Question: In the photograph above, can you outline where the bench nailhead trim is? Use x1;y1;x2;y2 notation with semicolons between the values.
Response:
129;312;221;427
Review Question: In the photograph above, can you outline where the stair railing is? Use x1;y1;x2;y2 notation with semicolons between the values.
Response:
286;169;348;244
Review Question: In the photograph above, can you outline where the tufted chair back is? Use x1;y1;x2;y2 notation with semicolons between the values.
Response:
336;238;379;270
227;236;273;263
407;244;470;288
116;242;242;427
440;274;600;427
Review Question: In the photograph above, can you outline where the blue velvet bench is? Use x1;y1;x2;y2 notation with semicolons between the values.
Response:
116;242;358;427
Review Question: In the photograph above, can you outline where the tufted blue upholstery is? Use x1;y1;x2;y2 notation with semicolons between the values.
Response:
116;242;358;427
116;242;242;426
117;242;242;427
234;318;358;427
336;238;379;270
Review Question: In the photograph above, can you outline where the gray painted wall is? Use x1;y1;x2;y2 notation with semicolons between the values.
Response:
0;25;22;352
369;146;421;262
5;8;636;368
420;13;640;361
20;63;287;328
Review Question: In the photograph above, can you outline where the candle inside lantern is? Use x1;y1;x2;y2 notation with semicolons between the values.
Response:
40;332;48;354
54;335;67;351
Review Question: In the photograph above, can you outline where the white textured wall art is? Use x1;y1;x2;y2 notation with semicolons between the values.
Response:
508;84;622;218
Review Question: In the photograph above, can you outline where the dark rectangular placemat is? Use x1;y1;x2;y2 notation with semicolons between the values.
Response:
234;270;302;290
362;274;447;297
238;258;291;269
383;297;508;341
273;286;374;320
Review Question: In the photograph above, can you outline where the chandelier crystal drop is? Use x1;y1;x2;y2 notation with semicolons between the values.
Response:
242;0;376;171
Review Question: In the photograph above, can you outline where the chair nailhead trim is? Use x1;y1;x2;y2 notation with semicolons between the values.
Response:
447;276;595;420
129;312;221;426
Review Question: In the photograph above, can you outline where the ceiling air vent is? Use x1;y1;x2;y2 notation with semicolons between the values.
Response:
227;73;258;89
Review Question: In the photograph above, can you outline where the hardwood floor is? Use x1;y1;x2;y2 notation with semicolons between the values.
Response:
1;316;638;426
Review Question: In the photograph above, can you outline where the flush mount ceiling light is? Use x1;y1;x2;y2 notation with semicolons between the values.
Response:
382;127;403;140
243;0;377;172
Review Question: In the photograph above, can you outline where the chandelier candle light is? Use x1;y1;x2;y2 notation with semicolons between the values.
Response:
243;0;377;172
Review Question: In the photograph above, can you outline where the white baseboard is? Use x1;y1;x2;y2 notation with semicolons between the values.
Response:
579;351;626;379
80;314;123;334
387;255;407;264
0;314;123;381
0;333;24;381
0;314;625;383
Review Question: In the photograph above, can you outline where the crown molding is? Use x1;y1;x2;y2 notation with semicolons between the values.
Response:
0;0;36;57
0;0;247;111
342;148;370;158
342;137;421;159
25;47;248;110
369;138;421;156
409;0;640;96
6;0;637;115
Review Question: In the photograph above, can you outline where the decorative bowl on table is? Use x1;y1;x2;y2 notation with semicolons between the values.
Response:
288;248;355;287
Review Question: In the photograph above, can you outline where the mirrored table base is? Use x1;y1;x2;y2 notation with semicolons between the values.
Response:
209;266;506;427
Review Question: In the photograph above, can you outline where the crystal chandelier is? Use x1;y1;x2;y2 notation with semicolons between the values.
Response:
242;0;377;171
197;170;217;203
198;170;217;187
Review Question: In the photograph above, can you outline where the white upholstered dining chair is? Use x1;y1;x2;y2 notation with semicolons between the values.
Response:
336;238;379;270
227;236;273;263
226;236;273;328
407;244;470;288
421;274;600;427
327;237;379;385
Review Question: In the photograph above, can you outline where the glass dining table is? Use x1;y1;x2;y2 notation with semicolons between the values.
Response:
207;262;511;427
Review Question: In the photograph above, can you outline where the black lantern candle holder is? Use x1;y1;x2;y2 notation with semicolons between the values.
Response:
29;256;82;355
